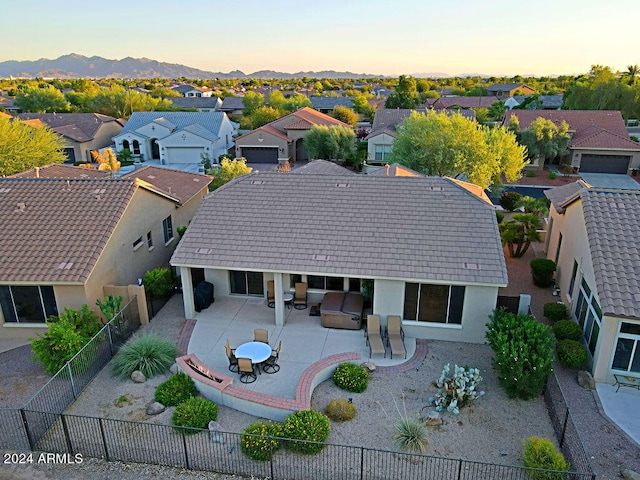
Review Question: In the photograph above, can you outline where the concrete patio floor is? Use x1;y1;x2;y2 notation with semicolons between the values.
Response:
596;381;640;446
187;296;416;400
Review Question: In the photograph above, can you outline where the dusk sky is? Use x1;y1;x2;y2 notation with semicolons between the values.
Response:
2;0;638;77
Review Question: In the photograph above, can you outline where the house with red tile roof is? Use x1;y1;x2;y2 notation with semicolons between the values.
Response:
234;107;351;164
504;110;640;174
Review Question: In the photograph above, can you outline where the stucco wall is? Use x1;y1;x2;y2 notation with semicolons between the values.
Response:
235;130;289;160
571;148;640;172
366;133;394;162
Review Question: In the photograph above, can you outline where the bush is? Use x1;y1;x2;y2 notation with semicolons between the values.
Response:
325;398;357;422
111;333;178;379
430;364;484;414
143;267;174;298
557;340;588;369
530;259;557;288
543;303;568;323
552;320;582;341
526;170;538;178
500;191;523;211
155;372;199;406
282;410;331;454
496;211;504;224
241;421;282;461
394;417;428;453
548;171;558;180
172;397;218;434
333;363;368;393
522;436;569;479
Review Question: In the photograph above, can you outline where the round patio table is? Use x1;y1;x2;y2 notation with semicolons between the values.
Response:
235;341;272;364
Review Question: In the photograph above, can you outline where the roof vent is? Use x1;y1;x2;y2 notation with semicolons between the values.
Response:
93;188;106;195
0;188;11;193
148;175;156;179
313;254;329;261
251;180;264;185
336;183;350;188
634;293;640;302
195;248;213;255
193;178;200;182
463;262;480;270
429;186;444;191
14;202;26;212
56;262;74;270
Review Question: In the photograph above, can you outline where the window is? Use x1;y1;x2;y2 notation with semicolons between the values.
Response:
0;285;57;323
348;278;361;292
307;275;343;291
404;283;465;324
568;260;579;297
374;145;392;161
612;322;640;374
147;232;153;249
122;140;130;151
574;278;601;355
163;216;174;244
230;271;264;295
132;237;143;250
554;233;563;265
290;274;302;289
132;140;140;155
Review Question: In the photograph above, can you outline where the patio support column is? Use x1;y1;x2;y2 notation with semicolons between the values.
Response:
180;267;195;318
273;272;285;326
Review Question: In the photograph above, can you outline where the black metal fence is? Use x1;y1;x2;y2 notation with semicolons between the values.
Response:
144;271;175;319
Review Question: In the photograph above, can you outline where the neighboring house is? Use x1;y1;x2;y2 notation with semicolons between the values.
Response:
113;112;237;165
0;96;20;115
487;83;535;99
365;108;476;164
309;96;354;114
219;97;245;115
9;163;111;179
17;113;125;164
171;170;507;344
169;96;222;112
504;94;563;110
504;110;640;174
544;181;640;382
171;84;214;97
0;169;211;343
291;159;355;175
367;163;424;177
426;96;499;109
234;107;351;164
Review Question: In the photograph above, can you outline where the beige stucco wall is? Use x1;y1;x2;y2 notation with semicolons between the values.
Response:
571;148;640;173
68;121;124;163
366;133;394;162
234;130;289;161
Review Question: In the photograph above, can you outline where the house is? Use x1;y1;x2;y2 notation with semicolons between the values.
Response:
17;113;125;164
544;181;640;382
504;110;640;174
171;84;214;98
504;94;563;110
169;96;222;112
426;96;499;110
234;107;351;164
219;97;245;115
0;96;21;115
171;170;507;343
309;96;354;114
487;83;535;99
112;112;237;165
9;163;111;179
365;108;476;164
0;169;211;343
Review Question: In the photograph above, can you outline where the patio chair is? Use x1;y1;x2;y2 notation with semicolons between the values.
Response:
237;357;257;384
254;328;269;344
262;341;281;374
386;315;406;359
294;282;307;310
225;339;238;372
267;281;275;308
366;314;386;358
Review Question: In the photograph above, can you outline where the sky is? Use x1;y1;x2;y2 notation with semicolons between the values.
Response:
1;0;639;77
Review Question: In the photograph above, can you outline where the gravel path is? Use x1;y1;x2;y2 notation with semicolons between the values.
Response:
0;344;49;408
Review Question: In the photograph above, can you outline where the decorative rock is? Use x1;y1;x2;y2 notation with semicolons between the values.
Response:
131;370;147;383
146;402;165;416
208;421;226;444
169;363;179;375
577;370;596;391
622;469;640;480
425;411;442;427
360;361;376;372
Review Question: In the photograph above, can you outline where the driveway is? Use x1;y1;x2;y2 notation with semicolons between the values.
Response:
579;173;640;189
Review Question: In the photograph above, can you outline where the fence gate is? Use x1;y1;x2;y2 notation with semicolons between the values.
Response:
496;295;520;315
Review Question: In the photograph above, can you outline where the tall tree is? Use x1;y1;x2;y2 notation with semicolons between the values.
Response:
304;125;356;163
15;85;71;113
516;117;570;165
385;75;421;109
623;64;640;86
267;90;286;110
91;86;175;118
331;105;358;126
282;94;312;113
242;91;264;116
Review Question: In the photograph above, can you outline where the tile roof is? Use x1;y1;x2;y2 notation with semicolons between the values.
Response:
286;107;351;128
0;178;138;283
118;112;228;137
430;96;499;109
16;113;121;143
283;119;314;130
366;108;475;140
367;164;423;177
169;97;221;109
121;165;211;205
504;110;630;137
292;160;355;176
309;97;354;110
570;126;640;150
219;97;245;111
9;164;111;179
544;180;589;212
256;124;291;143
488;83;533;92
171;173;507;286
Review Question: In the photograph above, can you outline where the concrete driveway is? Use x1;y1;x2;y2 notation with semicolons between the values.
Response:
579;173;640;189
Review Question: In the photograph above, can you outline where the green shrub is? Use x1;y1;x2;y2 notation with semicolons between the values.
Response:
522;436;569;479
333;363;368;393
530;259;557;288
548;171;558;180
325;398;357;422
172;397;218;434
241;421;282;461
556;340;588;369
394;417;428;453
143;267;174;298
543;303;568;323
111;333;178;379
96;295;124;322
282;410;330;454
486;308;555;400
526;170;538;178
496;211;505;224
552;320;582;341
155;372;199;406
500;191;523;211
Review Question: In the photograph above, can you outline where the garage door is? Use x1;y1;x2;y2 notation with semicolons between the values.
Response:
580;154;630;174
165;147;203;164
241;147;278;164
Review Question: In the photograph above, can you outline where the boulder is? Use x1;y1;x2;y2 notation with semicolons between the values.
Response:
577;370;596;391
208;421;225;444
169;363;179;375
360;361;376;372
146;402;165;416
425;411;442;427
622;469;640;480
131;370;147;383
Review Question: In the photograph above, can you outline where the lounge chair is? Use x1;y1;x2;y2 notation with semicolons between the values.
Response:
237;357;257;383
225;339;238;372
366;314;386;358
262;341;281;374
254;328;269;344
386;315;406;359
294;282;307;310
267;281;275;308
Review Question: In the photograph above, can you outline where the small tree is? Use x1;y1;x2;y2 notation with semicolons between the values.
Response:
517;117;570;166
96;295;124;322
499;213;541;258
209;158;253;190
331;105;358;126
304;125;356;163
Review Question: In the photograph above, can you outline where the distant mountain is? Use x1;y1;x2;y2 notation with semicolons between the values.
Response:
0;54;381;79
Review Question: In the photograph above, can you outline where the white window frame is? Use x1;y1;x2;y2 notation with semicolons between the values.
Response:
374;144;392;161
611;321;640;374
163;216;174;245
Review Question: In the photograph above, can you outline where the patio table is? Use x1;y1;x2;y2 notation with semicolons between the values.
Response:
235;341;272;365
283;293;294;309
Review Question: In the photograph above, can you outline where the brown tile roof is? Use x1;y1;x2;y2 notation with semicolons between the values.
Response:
16;113;122;143
292;160;355;176
9;164;111;179
285;107;350;129
171;173;507;286
430;96;499;109
570;127;640;150
121;165;211;205
0;178;138;283
252;124;291;143
283;119;314;130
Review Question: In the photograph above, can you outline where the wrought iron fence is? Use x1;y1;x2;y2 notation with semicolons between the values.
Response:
144;269;175;319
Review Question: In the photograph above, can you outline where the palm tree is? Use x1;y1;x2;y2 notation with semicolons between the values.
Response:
624;65;639;86
499;213;542;258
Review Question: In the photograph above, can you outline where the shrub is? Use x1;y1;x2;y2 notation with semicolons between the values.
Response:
325;398;357;422
530;259;557;288
500;191;523;211
522;436;569;480
394;417;428;453
155;372;199;406
526;170;538;178
430;364;484;414
333;363;368;393
143;267;174;298
111;333;178;379
496;211;504;224
557;340;588;369
552;320;582;341
172;397;218;434
241;421;282;461
548;171;558;180
282;410;330;454
543;303;568;323
96;295;124;322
